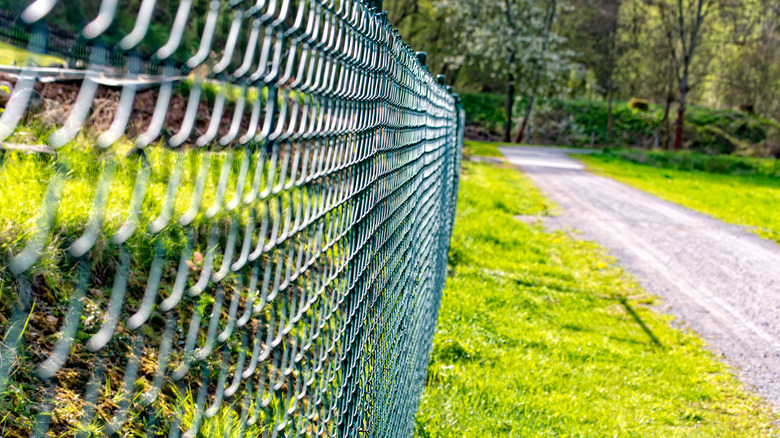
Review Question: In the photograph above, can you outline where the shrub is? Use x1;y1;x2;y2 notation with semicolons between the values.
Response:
607;148;780;177
704;156;733;174
460;93;509;134
460;93;780;154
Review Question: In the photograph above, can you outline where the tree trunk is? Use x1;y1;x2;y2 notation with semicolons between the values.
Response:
606;1;619;140
504;72;515;143
450;65;462;87
516;93;535;144
673;78;686;150
514;0;558;143
670;0;705;150
660;92;673;149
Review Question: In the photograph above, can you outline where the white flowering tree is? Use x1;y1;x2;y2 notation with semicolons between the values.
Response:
438;0;572;141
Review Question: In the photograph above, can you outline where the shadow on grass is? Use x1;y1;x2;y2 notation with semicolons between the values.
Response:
618;297;663;347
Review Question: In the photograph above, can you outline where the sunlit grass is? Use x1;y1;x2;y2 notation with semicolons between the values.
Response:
462;140;503;157
578;153;780;244
0;41;65;67
0;137;285;435
415;161;778;437
462;140;580;158
0;136;261;254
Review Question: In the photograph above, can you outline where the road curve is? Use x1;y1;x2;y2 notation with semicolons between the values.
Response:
499;146;780;408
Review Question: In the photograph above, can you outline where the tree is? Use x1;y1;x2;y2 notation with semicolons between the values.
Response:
438;0;571;142
557;0;621;139
514;0;558;143
438;0;530;142
712;0;780;119
603;1;622;137
660;0;715;149
389;0;463;78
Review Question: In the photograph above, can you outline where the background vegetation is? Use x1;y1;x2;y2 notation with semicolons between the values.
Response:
5;0;779;154
386;0;780;154
3;0;780;434
462;94;780;153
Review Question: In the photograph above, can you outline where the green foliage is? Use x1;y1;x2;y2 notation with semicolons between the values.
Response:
579;153;780;244
532;98;656;146
600;148;780;177
0;42;64;67
460;93;509;133
461;92;780;154
415;161;778;436
0;0;241;65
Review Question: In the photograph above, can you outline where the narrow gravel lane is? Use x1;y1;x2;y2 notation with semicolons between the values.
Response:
499;146;780;408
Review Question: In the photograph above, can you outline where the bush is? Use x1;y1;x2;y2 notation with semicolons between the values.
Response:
529;98;657;147
459;92;780;155
460;93;509;134
606;148;779;176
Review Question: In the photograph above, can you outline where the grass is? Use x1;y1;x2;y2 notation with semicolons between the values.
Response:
462;140;503;157
0;41;64;67
414;160;778;437
578;153;780;244
0;136;258;436
462;140;590;158
0;134;249;266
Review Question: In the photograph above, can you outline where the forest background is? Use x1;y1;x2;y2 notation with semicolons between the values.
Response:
1;0;778;155
390;0;780;155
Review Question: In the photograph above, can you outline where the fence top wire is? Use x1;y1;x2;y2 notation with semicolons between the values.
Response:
0;0;463;436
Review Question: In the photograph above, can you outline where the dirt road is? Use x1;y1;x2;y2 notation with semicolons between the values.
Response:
499;146;780;408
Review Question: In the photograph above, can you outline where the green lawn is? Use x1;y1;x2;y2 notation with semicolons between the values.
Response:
414;161;777;437
578;153;780;244
462;140;504;157
0;41;64;67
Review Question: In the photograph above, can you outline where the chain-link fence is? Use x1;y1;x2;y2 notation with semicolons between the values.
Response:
0;0;463;436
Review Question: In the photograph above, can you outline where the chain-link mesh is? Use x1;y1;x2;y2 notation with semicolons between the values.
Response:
0;0;463;436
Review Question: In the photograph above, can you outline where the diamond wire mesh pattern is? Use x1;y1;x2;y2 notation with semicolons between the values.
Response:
0;0;463;436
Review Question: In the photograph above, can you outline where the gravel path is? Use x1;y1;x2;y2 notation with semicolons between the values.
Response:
499;146;780;408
